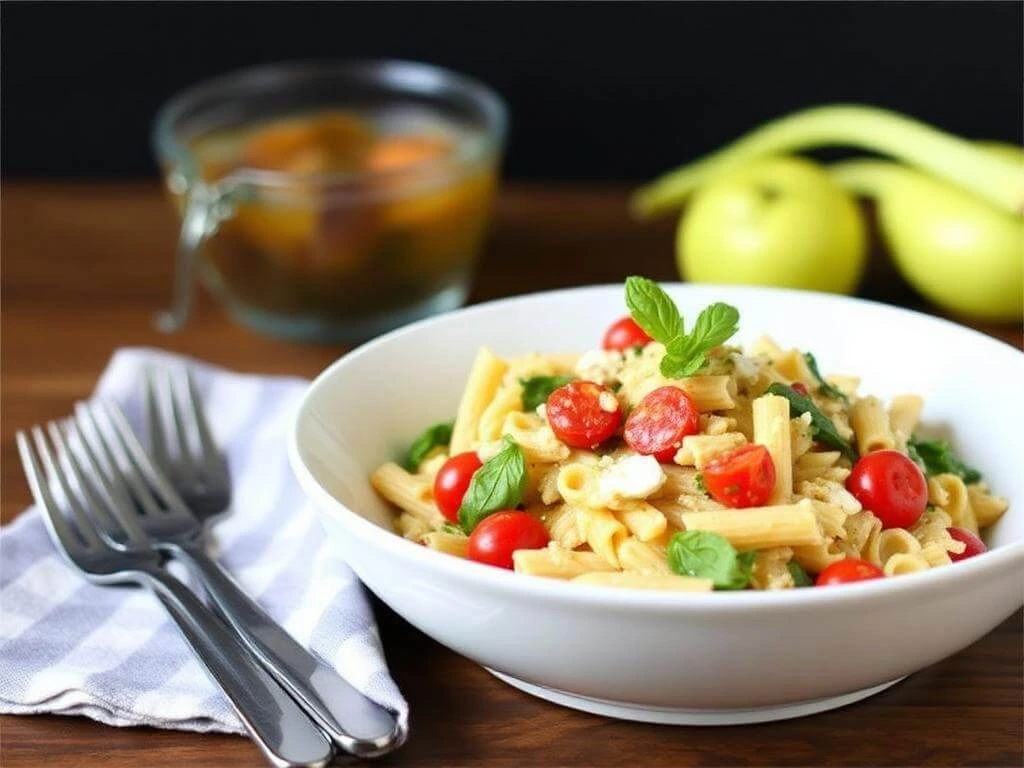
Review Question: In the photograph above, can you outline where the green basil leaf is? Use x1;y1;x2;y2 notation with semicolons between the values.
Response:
787;561;814;588
906;436;982;483
803;352;849;403
403;420;454;471
625;276;683;344
667;531;753;590
765;383;858;461
458;436;528;533
519;375;574;411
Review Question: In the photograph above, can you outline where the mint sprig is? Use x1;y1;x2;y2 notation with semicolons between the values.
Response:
624;277;739;378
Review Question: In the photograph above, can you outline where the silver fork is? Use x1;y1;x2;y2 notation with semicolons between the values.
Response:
136;369;404;757
16;418;333;768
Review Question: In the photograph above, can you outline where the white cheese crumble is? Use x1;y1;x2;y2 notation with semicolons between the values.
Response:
729;352;764;386
598;454;666;503
536;403;547;421
574;349;625;386
598;391;619;413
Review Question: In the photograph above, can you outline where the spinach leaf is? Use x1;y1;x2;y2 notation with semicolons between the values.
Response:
803;352;849;403
787;561;814;587
519;375;575;411
403;420;454;471
765;383;858;461
907;436;981;483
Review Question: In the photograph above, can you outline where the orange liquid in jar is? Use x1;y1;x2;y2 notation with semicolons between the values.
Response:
185;109;497;321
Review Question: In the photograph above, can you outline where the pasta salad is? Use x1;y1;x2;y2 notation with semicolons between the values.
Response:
371;277;1008;592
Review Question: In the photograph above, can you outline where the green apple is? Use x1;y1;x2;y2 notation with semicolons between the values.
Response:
677;156;866;294
832;146;1023;322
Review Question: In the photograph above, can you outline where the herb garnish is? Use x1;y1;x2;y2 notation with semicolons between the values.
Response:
457;436;528;533
625;276;740;378
667;531;755;590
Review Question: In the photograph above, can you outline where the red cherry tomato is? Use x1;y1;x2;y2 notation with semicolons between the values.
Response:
702;444;777;508
623;386;700;462
467;511;550;569
433;452;482;522
791;382;809;396
815;558;885;586
602;316;652;351
846;450;928;529
546;381;621;448
947;527;987;562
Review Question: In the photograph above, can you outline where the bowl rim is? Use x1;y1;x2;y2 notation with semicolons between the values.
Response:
289;282;1024;613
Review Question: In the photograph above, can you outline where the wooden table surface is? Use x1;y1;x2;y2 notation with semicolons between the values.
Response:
2;181;1021;767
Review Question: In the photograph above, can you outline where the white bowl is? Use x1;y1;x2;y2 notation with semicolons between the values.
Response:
289;284;1024;725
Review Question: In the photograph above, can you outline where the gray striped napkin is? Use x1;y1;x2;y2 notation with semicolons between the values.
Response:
0;348;408;734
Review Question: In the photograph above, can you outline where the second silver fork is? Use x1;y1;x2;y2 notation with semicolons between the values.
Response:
109;374;404;757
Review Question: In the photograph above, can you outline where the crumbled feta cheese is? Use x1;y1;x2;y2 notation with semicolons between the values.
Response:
729;352;764;385
536;403;547;421
598;391;619;413
575;349;625;386
598;454;666;502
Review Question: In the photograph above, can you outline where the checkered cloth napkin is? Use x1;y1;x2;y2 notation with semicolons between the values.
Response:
0;348;408;734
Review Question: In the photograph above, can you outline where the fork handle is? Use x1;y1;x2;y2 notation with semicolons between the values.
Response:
139;568;333;768
171;543;404;758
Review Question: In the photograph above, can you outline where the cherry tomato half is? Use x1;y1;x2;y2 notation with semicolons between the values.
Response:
433;451;482;522
703;444;777;508
623;386;700;462
602;316;652;352
846;449;928;529
815;558;885;586
546;380;622;448
467;511;550;569
947;527;987;562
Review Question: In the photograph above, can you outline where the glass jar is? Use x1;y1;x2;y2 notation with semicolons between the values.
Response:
152;60;507;342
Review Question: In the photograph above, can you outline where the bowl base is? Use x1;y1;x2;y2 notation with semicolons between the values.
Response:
485;669;906;725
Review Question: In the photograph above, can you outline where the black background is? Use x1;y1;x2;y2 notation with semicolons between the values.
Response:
2;1;1021;180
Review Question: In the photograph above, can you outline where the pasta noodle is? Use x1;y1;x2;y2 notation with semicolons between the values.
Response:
850;396;896;454
451;347;508;453
680;500;823;550
753;393;792;504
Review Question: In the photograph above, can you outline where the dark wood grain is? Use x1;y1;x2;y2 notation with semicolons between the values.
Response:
2;182;1021;768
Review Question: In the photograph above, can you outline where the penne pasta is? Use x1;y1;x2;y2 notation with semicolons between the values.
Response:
451;347;509;454
753;393;792;504
850;396;896;454
680;500;823;550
